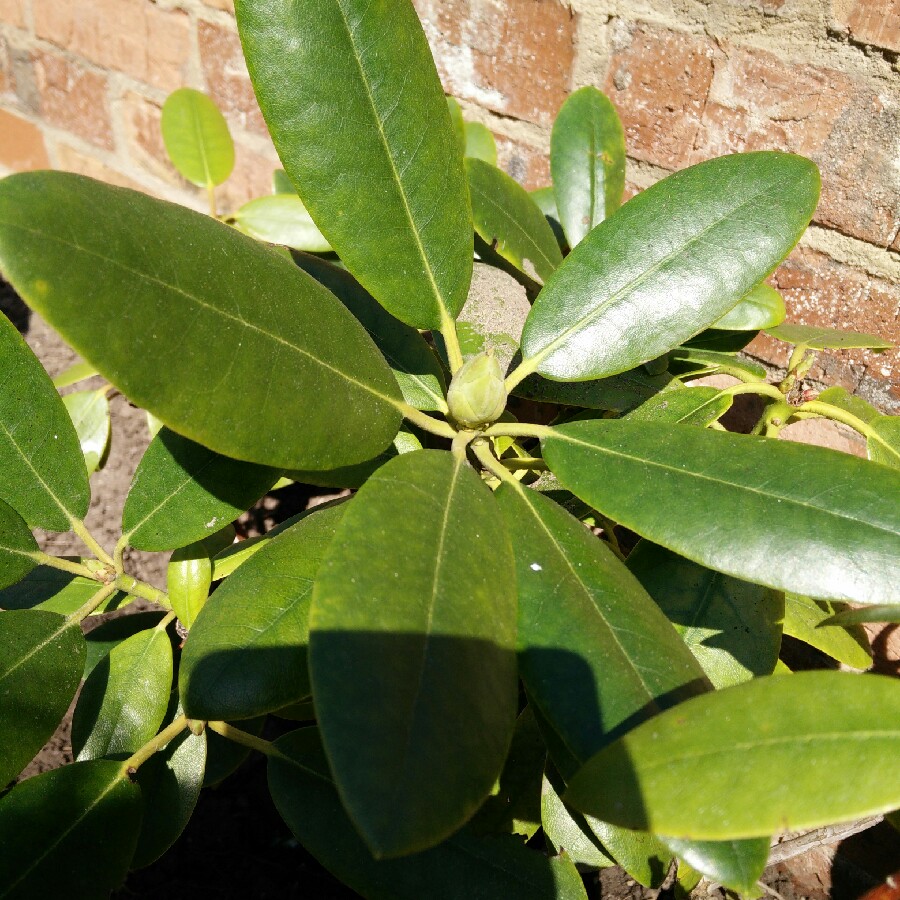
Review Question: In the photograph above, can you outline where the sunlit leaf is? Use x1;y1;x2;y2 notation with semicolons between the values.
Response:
782;592;872;669
232;194;332;252
712;283;785;331
161;87;234;187
62;389;110;474
766;323;892;350
465;122;498;165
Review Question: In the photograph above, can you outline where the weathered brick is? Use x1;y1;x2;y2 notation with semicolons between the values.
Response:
33;50;112;150
216;139;282;214
198;19;267;136
119;91;174;185
414;0;576;126
53;140;147;193
0;108;49;170
201;0;234;10
833;0;900;52
603;23;717;170
495;136;549;190
0;36;9;98
0;0;27;29
33;0;191;93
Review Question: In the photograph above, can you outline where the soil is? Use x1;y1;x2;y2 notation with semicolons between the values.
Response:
2;280;899;899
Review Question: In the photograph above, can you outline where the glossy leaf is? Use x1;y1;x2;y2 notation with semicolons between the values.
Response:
542;420;900;605
682;328;760;353
628;542;783;688
62;388;110;474
520;153;819;381
623;387;732;428
268;727;588;899
816;386;880;425
0;562;127;615
310;450;518;857
235;0;472;330
203;715;266;787
466;158;563;285
0;609;85;786
566;671;900;838
51;359;98;389
822;604;900;626
465;121;498;165
869;416;900;469
495;481;707;767
0;759;141;899
446;96;466;153
0;310;89;530
585;818;672;887
713;282;785;331
232;194;332;252
72;622;173;760
542;766;615;868
272;168;295;194
122;427;279;552
83;611;165;680
168;528;234;631
668;346;767;380
663;836;770;896
161;87;234;187
515;369;675;413
551;86;625;248
293;252;447;412
181;504;345;721
0;499;38;590
0;172;403;470
782;593;872;669
766;322;892;350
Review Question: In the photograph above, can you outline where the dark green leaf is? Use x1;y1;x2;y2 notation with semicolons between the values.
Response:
465;122;498;165
869;416;900;469
623;387;731;428
542;420;900;605
0;311;89;530
466;158;563;284
0;609;85;786
669;347;767;380
520;153;819;381
566;671;900;838
0;499;38;590
268;727;588;899
0;759;141;899
0;172;403;470
782;593;872;669
232;194;331;252
681;329;760;353
628;542;783;688
515;369;675;413
662;836;770;895
181;504;345;721
62;389;110;474
822;604;900;625
72;621;173;760
712;283;785;331
203;715;266;787
83;612;165;680
550;86;625;248
235;0;472;330
310;450;518;857
272;168;295;194
583;816;672;887
447;96;466;154
766;322;892;350
0;562;126;615
161;87;234;187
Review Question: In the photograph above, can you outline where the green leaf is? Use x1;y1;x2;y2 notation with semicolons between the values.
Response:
628;542;783;688
447;96;466;154
168;528;234;631
822;604;900;625
122;427;279;552
51;359;98;389
272;168;295;194
766;322;892;350
465;121;498;165
584;818;672;887
515;369;675;413
181;503;345;721
0;172;404;470
0;609;85;786
816;386;880;425
310;450;518;858
0;562;127;615
268;727;589;899
662;836;770;896
232;194;332;252
131;709;206;869
72;621;173;760
235;0;473;330
565;671;900;838
83;611;165;680
161;87;234;188
0;499;38;590
623;386;732;428
713;282;785;331
203;715;266;787
550;86;625;248
0;311;89;530
782;593;872;669
495;481;706;768
62;389;110;474
682;328;760;353
668;346;767;380
466;158;563;285
293;252;447;412
542;420;900;605
520;153;820;381
0;759;142;899
869;416;900;469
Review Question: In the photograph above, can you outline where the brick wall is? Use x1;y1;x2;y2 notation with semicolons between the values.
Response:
1;0;898;409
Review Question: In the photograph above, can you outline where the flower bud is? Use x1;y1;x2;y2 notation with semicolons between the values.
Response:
447;350;507;428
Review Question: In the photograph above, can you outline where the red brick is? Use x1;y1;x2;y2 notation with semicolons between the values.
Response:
33;0;191;93
0;36;9;98
119;91;174;185
0;108;49;170
833;0;900;52
202;0;233;9
603;23;717;170
53;140;147;193
216;139;281;214
495;136;549;190
414;0;576;127
0;0;27;29
32;50;112;150
198;19;267;137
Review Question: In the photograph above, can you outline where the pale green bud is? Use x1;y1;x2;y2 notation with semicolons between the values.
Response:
447;350;507;428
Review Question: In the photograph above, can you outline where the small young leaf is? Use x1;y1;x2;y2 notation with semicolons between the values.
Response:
181;504;345;721
168;529;234;631
122;427;279;552
0;760;142;899
766;322;892;350
62;388;110;474
712;282;785;331
161;87;234;187
550;86;625;248
782;593;872;669
446;96;466;154
310;451;518;858
466;158;563;284
622;387;732;428
465;121;498;165
232;194;332;252
0;312;89;531
0;609;85;786
662;836;771;896
0;499;38;591
565;671;900;839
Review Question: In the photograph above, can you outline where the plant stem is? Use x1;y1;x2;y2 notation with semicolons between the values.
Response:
122;715;189;773
112;535;127;574
114;574;172;609
717;382;785;402
451;429;476;461
65;582;119;625
471;439;518;485
482;422;554;441
503;356;539;393
32;552;98;578
794;400;887;448
501;455;548;471
69;518;115;567
439;312;464;375
396;402;457;439
207;721;285;758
